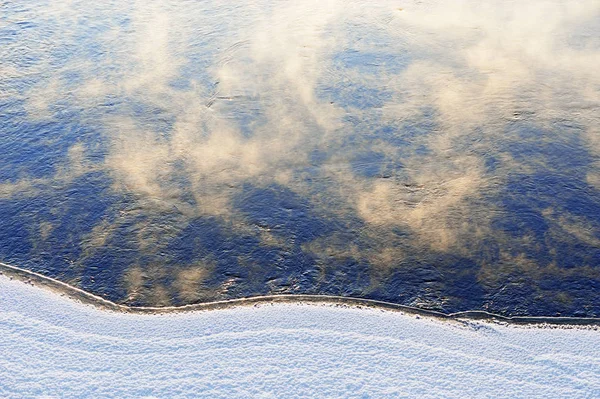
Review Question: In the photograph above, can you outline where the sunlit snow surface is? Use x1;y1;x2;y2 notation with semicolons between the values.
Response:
0;277;598;399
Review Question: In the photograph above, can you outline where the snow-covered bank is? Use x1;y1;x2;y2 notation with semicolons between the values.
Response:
0;276;598;398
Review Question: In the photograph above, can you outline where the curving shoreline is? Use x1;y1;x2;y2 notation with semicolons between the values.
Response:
1;261;599;327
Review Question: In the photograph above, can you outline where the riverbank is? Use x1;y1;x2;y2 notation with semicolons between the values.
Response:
1;261;599;327
1;272;599;398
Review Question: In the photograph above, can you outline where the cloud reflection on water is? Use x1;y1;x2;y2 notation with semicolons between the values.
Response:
1;0;599;314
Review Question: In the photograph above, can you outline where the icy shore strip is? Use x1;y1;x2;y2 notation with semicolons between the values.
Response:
1;273;599;398
1;261;599;326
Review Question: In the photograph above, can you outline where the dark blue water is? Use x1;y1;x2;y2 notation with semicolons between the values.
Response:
1;0;599;316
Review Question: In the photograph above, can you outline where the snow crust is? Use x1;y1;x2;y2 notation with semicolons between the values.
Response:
0;276;598;399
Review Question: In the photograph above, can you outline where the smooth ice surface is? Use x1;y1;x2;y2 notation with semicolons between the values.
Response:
0;276;598;399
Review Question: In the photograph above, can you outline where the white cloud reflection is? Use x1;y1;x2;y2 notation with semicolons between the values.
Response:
3;0;600;259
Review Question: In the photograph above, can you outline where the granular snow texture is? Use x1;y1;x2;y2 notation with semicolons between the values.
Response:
0;276;598;398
